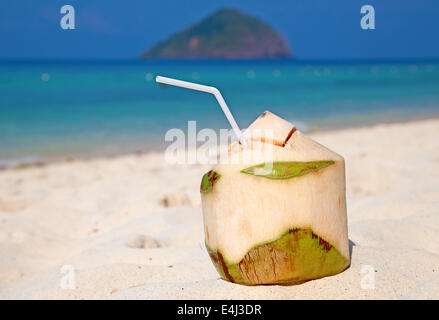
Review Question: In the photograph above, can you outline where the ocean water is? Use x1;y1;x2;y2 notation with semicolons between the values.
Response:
1;60;439;165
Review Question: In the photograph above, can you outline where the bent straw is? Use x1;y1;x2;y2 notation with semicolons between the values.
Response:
156;75;247;146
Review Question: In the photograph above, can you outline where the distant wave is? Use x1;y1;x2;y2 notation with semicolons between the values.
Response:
0;156;42;169
288;119;309;132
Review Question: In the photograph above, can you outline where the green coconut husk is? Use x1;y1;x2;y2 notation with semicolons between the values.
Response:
240;161;335;180
206;227;350;285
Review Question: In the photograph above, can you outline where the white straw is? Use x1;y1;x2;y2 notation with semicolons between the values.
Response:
156;75;247;146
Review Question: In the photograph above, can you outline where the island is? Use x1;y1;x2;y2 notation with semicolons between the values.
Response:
140;8;293;59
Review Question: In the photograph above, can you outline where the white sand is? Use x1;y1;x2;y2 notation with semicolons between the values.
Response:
0;119;438;299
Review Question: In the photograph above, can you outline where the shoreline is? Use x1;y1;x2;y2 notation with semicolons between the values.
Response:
1;115;438;171
308;110;439;131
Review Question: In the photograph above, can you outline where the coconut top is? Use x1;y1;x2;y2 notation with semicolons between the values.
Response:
243;110;296;147
226;110;343;168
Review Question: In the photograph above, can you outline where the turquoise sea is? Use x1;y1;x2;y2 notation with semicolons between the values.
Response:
1;60;439;165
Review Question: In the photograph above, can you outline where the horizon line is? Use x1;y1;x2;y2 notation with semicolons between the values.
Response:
1;57;439;64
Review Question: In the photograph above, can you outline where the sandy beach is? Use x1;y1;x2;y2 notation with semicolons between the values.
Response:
0;119;438;299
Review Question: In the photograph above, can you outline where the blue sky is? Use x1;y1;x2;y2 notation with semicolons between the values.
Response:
1;0;438;60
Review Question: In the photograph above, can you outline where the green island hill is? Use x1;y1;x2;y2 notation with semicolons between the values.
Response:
140;8;293;59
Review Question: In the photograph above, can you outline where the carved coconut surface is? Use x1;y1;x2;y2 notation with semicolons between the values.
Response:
200;111;350;285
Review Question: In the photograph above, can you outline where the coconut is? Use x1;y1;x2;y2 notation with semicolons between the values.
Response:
200;111;349;285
